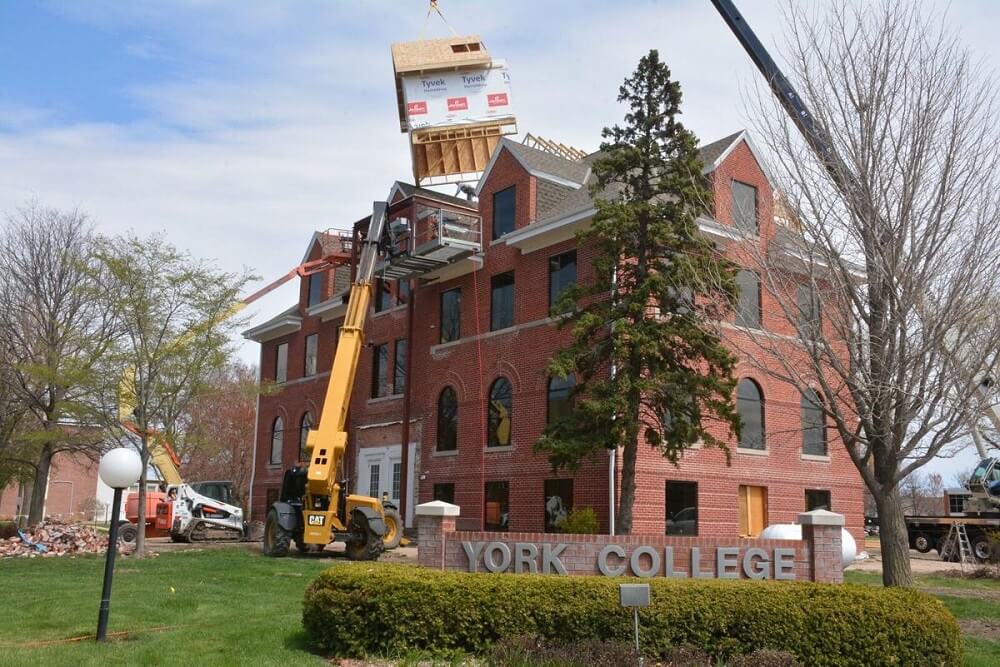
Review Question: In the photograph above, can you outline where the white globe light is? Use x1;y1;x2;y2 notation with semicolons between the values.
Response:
760;523;858;568
99;448;142;489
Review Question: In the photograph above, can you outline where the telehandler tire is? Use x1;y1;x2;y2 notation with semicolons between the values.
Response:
382;508;403;550
263;508;291;557
345;515;383;561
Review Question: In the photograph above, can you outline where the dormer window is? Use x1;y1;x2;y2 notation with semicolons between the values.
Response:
732;181;759;234
493;186;516;240
308;273;323;307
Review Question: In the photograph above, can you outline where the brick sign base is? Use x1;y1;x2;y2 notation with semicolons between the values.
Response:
415;502;845;584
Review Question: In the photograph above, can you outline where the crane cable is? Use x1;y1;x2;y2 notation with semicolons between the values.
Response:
420;0;459;39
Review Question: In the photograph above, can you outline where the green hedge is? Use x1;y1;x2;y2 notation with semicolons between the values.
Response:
303;564;961;666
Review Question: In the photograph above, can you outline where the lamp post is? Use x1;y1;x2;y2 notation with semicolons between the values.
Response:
96;448;142;642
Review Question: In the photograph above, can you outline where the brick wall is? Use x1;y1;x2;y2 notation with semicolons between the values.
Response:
0;452;100;522
250;137;864;545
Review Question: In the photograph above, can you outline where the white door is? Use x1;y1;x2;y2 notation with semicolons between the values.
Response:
356;444;416;527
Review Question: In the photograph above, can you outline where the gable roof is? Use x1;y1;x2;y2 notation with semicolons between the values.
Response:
492;130;773;226
696;129;775;183
474;137;592;195
698;131;744;169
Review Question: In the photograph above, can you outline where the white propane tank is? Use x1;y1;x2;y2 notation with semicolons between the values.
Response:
759;523;858;568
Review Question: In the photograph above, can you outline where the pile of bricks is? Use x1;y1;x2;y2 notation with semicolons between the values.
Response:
0;519;132;558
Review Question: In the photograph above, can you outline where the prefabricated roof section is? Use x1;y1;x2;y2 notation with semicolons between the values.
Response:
391;35;492;132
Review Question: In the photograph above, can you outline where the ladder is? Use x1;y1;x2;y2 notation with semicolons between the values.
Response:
941;522;977;569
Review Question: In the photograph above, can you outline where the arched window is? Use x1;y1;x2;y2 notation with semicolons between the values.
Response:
546;374;575;426
299;412;314;461
737;379;765;450
437;387;458;452
270;417;284;465
488;377;513;448
801;389;827;456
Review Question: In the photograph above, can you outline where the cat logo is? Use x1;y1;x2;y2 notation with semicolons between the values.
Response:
308;515;325;527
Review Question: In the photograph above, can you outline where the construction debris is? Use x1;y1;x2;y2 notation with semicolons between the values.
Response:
0;519;134;558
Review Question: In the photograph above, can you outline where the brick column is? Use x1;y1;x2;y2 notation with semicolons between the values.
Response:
799;509;845;583
415;500;460;570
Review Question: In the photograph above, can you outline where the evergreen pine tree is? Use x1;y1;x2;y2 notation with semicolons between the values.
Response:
536;50;741;534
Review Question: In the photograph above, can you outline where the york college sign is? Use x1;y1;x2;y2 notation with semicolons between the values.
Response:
461;541;798;580
415;502;847;584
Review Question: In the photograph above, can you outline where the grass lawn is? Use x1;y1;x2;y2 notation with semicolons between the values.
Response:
2;548;997;666
0;548;342;666
845;570;1000;667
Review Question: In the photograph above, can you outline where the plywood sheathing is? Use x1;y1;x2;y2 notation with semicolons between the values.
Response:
391;35;493;132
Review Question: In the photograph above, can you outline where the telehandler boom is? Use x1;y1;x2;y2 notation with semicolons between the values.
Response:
263;202;402;559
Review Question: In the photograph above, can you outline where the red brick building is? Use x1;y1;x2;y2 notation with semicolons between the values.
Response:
244;132;864;542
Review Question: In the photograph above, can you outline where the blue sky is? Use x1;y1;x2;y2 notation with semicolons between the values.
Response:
2;0;997;482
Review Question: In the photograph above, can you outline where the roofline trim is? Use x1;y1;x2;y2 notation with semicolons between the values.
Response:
300;231;327;265
528;169;585;190
307;290;350;319
242;311;302;342
504;204;596;246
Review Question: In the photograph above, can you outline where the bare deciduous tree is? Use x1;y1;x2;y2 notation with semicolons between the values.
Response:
740;1;1000;586
0;204;118;525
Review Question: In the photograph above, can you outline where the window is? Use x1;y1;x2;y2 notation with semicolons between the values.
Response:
265;487;280;509
797;283;821;336
299;412;314;461
488;377;513;447
398;279;411;304
737;378;765;450
437;387;458;452
304;334;318;377
440;288;461;343
805;489;832;511
801;388;827;456
492;186;516;240
490;272;515;331
369;464;381;497
275;343;288;383
666;481;698;536
738;485;768;537
374;278;393;313
433;483;455;504
735;270;761;329
270;417;284;465
732;181;758;234
392;462;402;501
393;338;407;394
544;479;573;533
546;374;575;426
948;492;968;514
548;250;577;311
484;481;509;531
371;343;389;398
308;273;323;307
